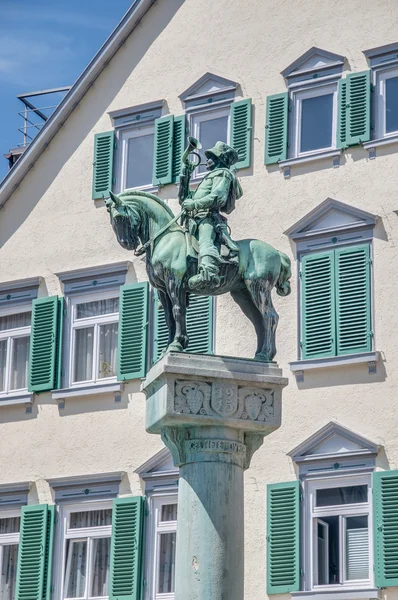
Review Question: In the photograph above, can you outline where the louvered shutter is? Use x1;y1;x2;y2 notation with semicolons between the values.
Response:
117;283;149;381
28;296;60;393
346;527;369;581
267;482;300;595
92;131;115;199
230;98;252;169
336;244;371;356
43;506;55;600
346;70;371;146
16;504;52;600
109;497;145;600
373;470;398;587
172;115;186;183
55;297;64;390
301;251;336;359
337;79;348;149
265;92;288;165
152;115;174;186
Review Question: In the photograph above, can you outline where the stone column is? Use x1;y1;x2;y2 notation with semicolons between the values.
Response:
143;353;287;600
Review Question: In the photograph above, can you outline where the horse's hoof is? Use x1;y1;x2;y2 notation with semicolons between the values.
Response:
167;342;184;353
254;352;272;362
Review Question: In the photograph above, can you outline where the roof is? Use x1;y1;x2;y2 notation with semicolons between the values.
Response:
0;0;156;209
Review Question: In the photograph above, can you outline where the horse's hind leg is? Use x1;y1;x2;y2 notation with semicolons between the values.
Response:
167;285;189;352
158;290;176;347
230;287;265;356
245;280;279;361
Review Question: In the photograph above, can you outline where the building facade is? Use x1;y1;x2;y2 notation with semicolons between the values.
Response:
0;1;398;599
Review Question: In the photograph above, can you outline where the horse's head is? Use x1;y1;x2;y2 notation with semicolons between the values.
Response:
105;191;140;251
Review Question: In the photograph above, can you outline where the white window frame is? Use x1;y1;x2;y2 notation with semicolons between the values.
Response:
189;105;230;180
304;474;373;592
0;508;21;595
290;82;338;158
116;124;155;192
374;65;398;139
0;304;31;397
56;501;113;600
67;289;119;388
146;493;178;600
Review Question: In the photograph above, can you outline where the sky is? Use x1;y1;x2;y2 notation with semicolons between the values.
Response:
0;0;133;181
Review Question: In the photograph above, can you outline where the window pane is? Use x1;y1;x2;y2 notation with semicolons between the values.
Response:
91;537;111;597
316;515;339;585
0;517;20;534
197;115;229;173
158;532;176;594
317;521;328;585
69;509;112;529
316;485;368;506
161;503;177;522
0;312;31;332
0;340;7;392
10;336;29;390
65;540;87;598
346;516;369;581
98;324;118;379
1;544;18;600
76;298;119;319
73;327;94;382
385;76;398;133
300;93;333;152
126;132;154;188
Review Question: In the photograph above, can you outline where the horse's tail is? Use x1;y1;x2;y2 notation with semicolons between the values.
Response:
276;251;292;297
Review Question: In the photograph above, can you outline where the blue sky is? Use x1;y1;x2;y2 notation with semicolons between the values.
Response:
0;0;133;180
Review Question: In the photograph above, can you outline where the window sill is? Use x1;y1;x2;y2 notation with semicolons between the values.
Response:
292;589;380;600
279;149;342;178
52;381;124;401
0;392;33;407
290;351;380;381
363;133;398;158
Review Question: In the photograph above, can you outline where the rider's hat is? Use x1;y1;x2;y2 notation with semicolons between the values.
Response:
205;141;239;168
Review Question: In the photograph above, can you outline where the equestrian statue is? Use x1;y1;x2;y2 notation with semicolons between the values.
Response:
105;136;291;362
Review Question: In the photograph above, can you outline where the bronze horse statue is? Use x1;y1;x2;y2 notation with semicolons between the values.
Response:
105;190;291;362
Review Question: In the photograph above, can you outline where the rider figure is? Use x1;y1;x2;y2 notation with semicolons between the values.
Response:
180;141;242;291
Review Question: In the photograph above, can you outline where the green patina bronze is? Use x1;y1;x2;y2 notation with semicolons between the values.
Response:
105;138;291;362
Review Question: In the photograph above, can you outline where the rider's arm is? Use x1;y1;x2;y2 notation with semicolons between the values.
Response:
192;173;230;211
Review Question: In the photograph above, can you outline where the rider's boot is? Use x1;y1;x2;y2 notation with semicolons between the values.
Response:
188;255;221;291
216;223;240;253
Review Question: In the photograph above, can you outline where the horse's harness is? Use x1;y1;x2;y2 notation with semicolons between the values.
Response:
134;209;185;257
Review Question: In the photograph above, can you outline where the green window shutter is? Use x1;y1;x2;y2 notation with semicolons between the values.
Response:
336;244;371;356
43;506;55;600
373;470;398;588
109;496;145;600
92;131;115;199
186;295;214;354
337;79;348;149
152;115;174;186
172;115;186;183
16;504;50;600
267;481;300;595
55;297;64;390
265;92;288;165
230;98;252;169
301;251;336;360
28;296;59;393
346;70;371;146
117;283;149;381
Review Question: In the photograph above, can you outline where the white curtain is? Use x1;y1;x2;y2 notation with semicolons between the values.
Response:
0;518;20;535
158;532;176;594
161;504;177;522
98;324;118;379
73;328;94;382
1;544;18;600
0;341;7;392
0;312;31;332
65;540;87;598
10;336;29;390
70;510;112;529
91;538;110;597
76;299;119;320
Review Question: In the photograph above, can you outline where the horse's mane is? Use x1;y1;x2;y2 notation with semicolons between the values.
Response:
118;189;175;219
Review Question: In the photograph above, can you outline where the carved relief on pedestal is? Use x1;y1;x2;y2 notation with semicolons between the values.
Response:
174;380;275;423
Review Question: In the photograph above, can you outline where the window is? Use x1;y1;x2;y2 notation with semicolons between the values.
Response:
189;106;230;176
118;125;155;190
61;504;112;600
0;306;31;395
375;67;398;139
291;83;338;158
69;292;119;386
0;512;20;600
148;495;177;600
306;477;372;590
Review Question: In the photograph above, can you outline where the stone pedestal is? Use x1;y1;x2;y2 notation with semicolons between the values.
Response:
143;353;288;600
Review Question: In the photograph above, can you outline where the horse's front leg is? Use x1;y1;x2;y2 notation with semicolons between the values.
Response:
167;284;189;352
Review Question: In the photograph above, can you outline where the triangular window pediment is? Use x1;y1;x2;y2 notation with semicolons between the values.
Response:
281;47;345;81
288;422;378;464
285;198;377;240
180;72;238;104
136;447;177;476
